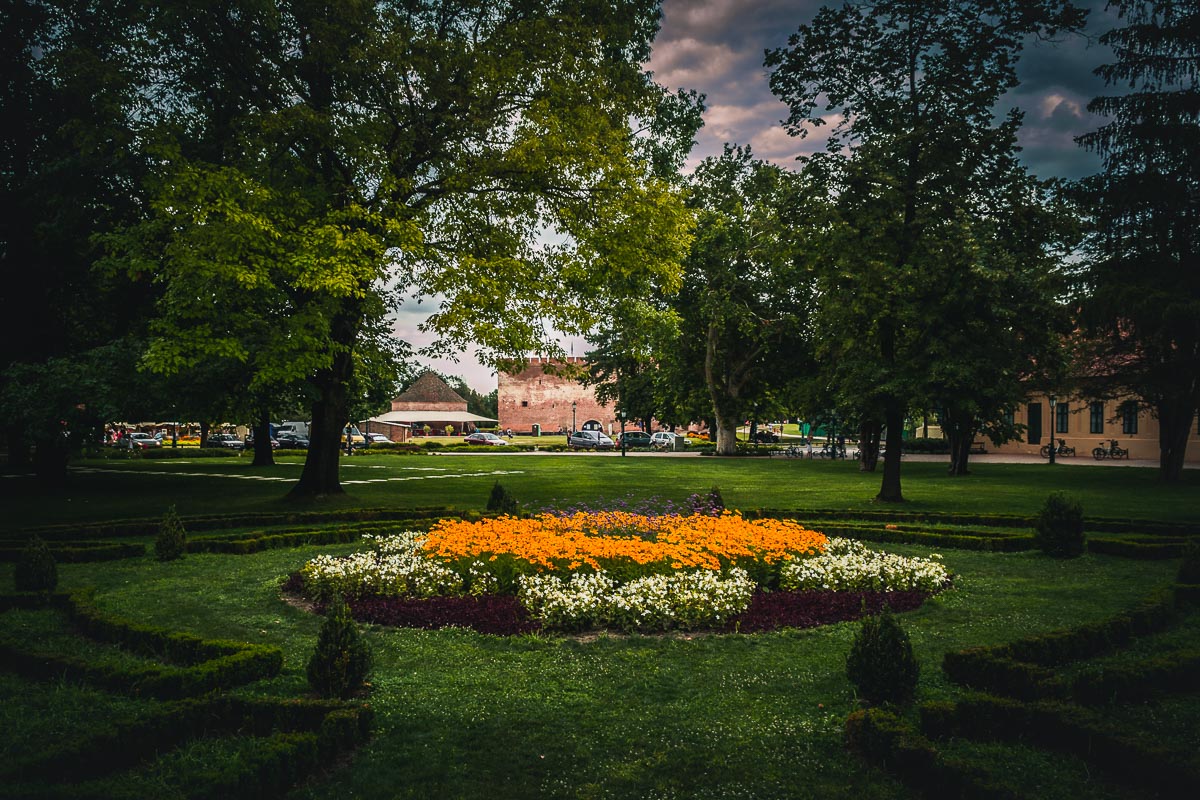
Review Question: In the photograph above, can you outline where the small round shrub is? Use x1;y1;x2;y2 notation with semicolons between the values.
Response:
1178;539;1200;584
155;504;188;561
14;536;57;593
307;593;372;699
487;481;519;516
846;609;919;707
1034;491;1085;558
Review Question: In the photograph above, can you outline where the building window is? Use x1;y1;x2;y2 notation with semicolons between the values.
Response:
1122;401;1138;435
1089;401;1105;434
521;401;529;407
1003;409;1015;428
1056;402;1070;434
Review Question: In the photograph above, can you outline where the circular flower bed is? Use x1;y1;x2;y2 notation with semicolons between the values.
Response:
288;511;951;634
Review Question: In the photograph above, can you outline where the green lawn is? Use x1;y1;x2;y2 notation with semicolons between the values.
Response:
1;455;1197;798
3;452;1198;530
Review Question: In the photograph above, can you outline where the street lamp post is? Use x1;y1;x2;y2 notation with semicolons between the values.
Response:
620;411;627;457
1048;395;1057;465
571;401;577;435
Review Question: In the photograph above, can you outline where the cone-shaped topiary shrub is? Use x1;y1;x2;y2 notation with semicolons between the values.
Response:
846;608;919;707
1034;491;1085;558
155;504;187;561
307;593;372;699
1178;539;1200;584
14;535;57;593
486;481;519;516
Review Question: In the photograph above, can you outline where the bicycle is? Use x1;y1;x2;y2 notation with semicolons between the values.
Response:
784;444;805;458
818;443;847;459
1092;439;1129;460
1039;438;1076;458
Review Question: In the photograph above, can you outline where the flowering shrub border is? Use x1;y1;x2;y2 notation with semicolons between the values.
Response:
290;511;952;635
284;574;935;637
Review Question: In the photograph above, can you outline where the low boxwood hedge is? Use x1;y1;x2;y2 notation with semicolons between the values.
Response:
0;590;282;699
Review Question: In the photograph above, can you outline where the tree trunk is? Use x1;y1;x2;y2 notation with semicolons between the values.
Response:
1157;396;1195;484
6;426;31;470
858;419;881;472
251;406;275;467
199;421;210;449
33;436;69;487
876;399;905;502
714;414;739;456
944;409;975;477
292;381;348;498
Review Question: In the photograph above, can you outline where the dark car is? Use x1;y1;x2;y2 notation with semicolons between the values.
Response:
244;433;279;449
205;433;245;450
463;432;509;446
276;431;309;449
617;431;652;448
568;430;615;450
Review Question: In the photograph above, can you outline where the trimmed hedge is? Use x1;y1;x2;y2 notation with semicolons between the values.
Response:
0;590;282;699
0;696;372;790
844;707;1014;799
809;524;1034;552
918;694;1200;796
1068;648;1200;705
7;506;454;543
1088;538;1189;559
0;542;145;563
943;588;1178;698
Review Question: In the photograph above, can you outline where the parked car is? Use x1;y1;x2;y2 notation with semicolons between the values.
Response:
367;433;391;444
125;432;161;450
276;431;309;449
205;433;245;450
463;432;509;446
244;433;279;449
569;430;615;450
616;431;652;448
650;431;681;451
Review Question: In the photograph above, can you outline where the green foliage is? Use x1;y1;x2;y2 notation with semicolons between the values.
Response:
765;1;1084;495
664;146;817;454
155;505;187;562
14;536;57;593
1034;492;1086;558
846;609;919;707
307;594;372;700
486;482;520;516
1076;1;1200;483
1178;539;1200;585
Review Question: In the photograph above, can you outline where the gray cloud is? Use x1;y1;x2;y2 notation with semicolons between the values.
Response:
653;0;1119;180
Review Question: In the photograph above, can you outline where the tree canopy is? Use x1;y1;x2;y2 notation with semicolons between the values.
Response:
767;0;1084;498
102;0;698;495
1075;0;1200;483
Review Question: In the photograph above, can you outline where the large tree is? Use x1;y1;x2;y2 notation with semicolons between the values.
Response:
0;0;152;480
1076;0;1200;483
672;146;815;456
767;0;1084;500
112;0;696;497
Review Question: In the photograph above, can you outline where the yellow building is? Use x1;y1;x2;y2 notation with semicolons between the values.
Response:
992;394;1200;462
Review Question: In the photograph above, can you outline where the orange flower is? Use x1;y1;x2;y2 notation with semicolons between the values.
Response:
422;511;827;571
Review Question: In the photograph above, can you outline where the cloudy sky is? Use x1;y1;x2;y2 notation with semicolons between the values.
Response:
400;0;1121;392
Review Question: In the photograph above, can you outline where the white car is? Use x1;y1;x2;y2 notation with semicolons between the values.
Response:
650;431;681;451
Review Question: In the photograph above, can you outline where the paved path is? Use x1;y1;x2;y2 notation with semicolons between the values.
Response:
446;449;1195;468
